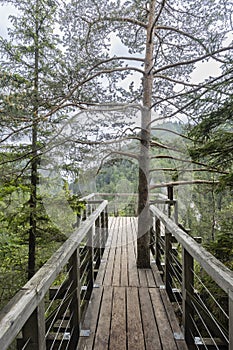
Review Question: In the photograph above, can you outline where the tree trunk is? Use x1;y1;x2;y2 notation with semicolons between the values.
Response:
28;122;38;280
28;1;39;279
137;0;156;268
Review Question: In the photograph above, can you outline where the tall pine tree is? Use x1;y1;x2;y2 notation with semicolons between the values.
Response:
60;0;232;267
0;0;64;278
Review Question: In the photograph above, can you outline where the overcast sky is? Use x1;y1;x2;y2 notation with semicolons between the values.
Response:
0;3;230;86
0;4;16;37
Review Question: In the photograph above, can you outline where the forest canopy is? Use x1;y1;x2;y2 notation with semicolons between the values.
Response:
0;0;232;307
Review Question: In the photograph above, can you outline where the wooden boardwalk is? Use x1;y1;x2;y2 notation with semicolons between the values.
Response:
77;217;188;350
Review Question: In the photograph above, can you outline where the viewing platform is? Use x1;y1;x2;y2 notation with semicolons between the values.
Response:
0;195;232;350
78;216;187;350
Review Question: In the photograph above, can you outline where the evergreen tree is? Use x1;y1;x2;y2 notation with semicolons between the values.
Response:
0;0;64;278
60;0;232;267
189;97;233;188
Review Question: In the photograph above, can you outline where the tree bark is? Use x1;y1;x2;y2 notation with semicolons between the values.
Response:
28;0;39;279
137;0;156;268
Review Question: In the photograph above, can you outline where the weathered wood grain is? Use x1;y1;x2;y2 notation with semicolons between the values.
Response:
127;287;145;350
139;287;161;350
93;286;113;349
109;287;126;350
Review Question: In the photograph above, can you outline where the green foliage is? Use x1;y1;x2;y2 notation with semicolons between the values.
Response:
204;204;233;270
189;98;233;187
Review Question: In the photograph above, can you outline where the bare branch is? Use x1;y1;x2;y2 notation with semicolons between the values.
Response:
153;46;233;75
96;149;139;175
149;0;166;42
150;69;233;120
150;140;184;153
150;154;229;174
82;15;147;29
150;179;219;190
89;56;145;73
151;127;197;142
154;25;226;63
153;74;199;87
150;167;228;174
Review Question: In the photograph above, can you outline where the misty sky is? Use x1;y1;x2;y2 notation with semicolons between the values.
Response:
0;3;228;86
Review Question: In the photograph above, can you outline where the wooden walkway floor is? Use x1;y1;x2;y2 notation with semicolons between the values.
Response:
77;217;188;350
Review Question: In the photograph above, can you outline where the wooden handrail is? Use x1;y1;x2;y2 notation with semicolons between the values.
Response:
0;200;108;350
150;204;233;294
150;204;233;348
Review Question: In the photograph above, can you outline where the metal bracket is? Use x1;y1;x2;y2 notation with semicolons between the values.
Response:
80;329;91;337
94;284;100;288
81;285;87;291
159;285;165;290
195;337;203;345
64;332;71;340
174;332;184;340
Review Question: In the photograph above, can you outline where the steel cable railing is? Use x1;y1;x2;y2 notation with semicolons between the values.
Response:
0;199;109;350
150;203;233;349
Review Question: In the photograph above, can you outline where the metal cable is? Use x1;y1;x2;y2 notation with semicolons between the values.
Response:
167;280;183;315
193;292;228;342
191;300;221;350
45;266;72;315
45;280;73;337
169;257;182;285
191;268;229;319
190;315;209;350
21;337;31;350
49;298;73;350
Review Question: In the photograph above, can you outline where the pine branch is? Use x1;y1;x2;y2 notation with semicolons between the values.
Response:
153;46;233;75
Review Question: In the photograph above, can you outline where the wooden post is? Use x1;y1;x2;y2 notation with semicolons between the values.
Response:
174;200;178;225
100;210;105;257
165;227;173;300
229;290;233;350
182;247;195;347
167;185;173;218
104;207;109;244
95;216;101;270
20;302;46;350
155;218;162;271
86;227;94;301
69;248;81;349
150;217;156;257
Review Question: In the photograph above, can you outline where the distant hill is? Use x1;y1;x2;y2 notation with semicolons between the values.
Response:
151;121;185;141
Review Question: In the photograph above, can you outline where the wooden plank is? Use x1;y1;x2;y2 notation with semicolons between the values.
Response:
139;288;162;350
149;288;178;350
103;219;119;286
77;286;103;350
146;269;157;288
93;286;113;349
151;263;164;287
127;287;145;350
138;269;148;287
119;218;128;286
159;289;188;350
120;229;128;286
95;218;114;286
127;218;139;287
112;219;122;286
109;287;126;350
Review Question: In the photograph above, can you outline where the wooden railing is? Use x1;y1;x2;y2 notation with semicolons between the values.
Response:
90;192;178;219
0;200;108;350
150;204;233;349
1;191;232;350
